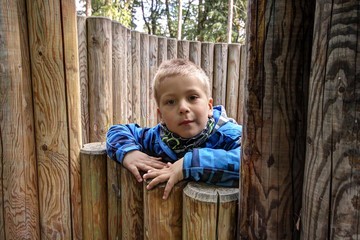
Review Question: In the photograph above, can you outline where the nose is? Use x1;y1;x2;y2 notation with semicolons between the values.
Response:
178;100;190;114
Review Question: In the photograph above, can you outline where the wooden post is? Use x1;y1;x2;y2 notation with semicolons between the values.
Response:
236;45;246;125
189;41;201;66
143;181;187;240
87;17;113;142
157;36;167;65
140;33;149;127
201;42;214;97
183;182;239;240
80;142;108;240
126;28;133;122
121;166;144;240
0;0;40;238
301;0;360;239
213;43;228;106
177;40;190;59
239;0;315;239
149;35;159;126
167;38;177;60
131;31;141;125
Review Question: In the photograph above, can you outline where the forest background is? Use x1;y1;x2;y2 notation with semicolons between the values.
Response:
76;0;247;43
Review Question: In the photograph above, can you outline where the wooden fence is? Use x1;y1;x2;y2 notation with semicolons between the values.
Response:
0;0;359;239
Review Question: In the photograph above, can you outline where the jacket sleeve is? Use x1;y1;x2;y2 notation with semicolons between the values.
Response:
106;123;149;164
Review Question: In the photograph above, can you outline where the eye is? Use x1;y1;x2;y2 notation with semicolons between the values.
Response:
189;95;199;101
165;99;175;105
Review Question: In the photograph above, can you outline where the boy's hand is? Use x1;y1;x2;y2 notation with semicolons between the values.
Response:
143;158;184;200
123;150;165;182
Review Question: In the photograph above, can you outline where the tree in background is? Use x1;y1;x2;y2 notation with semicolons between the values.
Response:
77;0;247;43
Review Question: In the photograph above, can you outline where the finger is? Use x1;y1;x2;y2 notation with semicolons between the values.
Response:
128;166;143;182
163;179;175;200
146;175;168;190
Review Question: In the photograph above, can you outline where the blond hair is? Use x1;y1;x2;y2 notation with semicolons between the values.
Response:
153;58;211;105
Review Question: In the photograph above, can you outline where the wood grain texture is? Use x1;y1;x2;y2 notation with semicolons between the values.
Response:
140;33;149;127
237;45;246;125
87;17;113;142
302;0;360;239
189;41;201;66
77;16;90;144
226;44;241;119
0;0;40;238
131;31;141;125
167;38;177;60
157;36;167;66
213;43;228;106
143;181;187;240
112;22;128;124
127;29;133;122
61;1;83;239
177;40;190;59
149;35;159;126
183;182;239;240
239;0;314;239
80;142;108;240
201;42;214;96
121;166;144;240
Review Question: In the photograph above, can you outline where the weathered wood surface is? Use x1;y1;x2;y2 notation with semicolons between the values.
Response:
239;0;314;239
143;181;187;240
27;0;73;238
167;38;177;60
61;1;83;239
112;21;128;125
126;28;133;122
237;45;246;125
157;36;167;66
121;166;144;240
149;35;159;126
301;1;360;239
0;0;40;238
226;44;241;119
201;42;214;96
140;33;149;127
131;31;141;125
213;43;228;106
183;182;239;240
189;41;201;66
178;40;190;59
87;17;113;142
80;142;108;240
77;16;89;144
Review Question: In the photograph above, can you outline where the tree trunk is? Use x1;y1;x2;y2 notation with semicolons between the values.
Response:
227;0;233;43
86;0;91;16
177;0;182;40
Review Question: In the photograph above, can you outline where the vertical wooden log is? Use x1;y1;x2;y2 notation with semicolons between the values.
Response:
131;31;141;124
87;17;113;142
80;142;108;240
61;1;83;239
126;28;133;122
143;181;187;240
226;44;241;119
140;33;149;127
167;38;177;60
177;40;190;59
183;182;239;240
189;41;201;66
77;15;89;144
213;43;228;106
239;0;315;239
112;22;128;124
149;35;159;126
236;45;246;125
157;36;167;66
27;0;73;238
0;0;40;238
121;166;144;240
201;42;214;97
302;1;360;239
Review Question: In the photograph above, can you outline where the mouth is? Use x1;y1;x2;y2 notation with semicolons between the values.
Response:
179;120;194;126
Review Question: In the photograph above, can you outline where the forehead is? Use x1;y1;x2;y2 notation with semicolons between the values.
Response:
158;75;206;94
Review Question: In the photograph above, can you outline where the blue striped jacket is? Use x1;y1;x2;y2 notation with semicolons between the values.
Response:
106;105;242;187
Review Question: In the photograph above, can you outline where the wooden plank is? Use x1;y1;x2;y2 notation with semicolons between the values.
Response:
126;28;133;122
87;17;113;142
236;45;246;124
61;1;83;239
225;44;241;119
213;43;228;106
239;0;314;239
201;42;214;97
0;0;40;238
121;166;144;240
302;1;360;239
149;35;159;126
189;41;201;65
177;40;190;59
112;22;128;124
131;31;141;125
27;0;71;238
77;16;89;144
80;143;108;240
183;182;238;240
157;36;167;66
140;33;149;127
143;181;187;240
167;38;177;60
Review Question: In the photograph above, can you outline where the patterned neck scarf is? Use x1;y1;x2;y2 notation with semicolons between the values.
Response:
160;117;215;156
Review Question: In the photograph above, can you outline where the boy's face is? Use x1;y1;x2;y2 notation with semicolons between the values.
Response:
157;75;213;138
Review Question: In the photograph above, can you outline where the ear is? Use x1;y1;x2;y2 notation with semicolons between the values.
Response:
208;98;213;117
157;108;163;120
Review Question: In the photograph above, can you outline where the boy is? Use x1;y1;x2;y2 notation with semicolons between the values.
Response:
106;58;242;199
